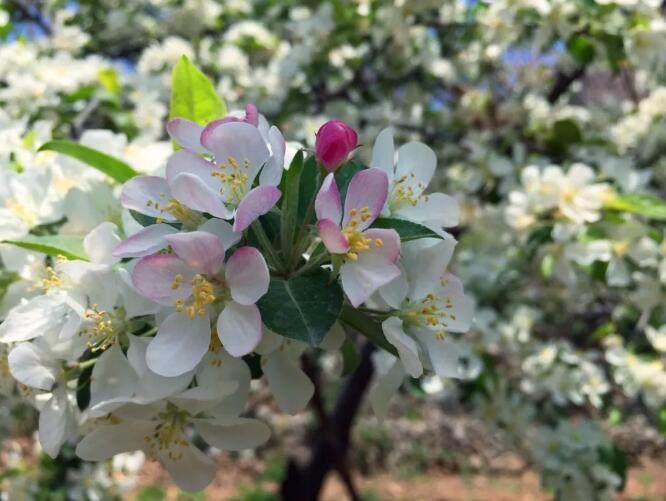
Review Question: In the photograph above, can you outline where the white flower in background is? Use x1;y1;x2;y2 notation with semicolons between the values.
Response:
371;127;459;235
373;238;476;379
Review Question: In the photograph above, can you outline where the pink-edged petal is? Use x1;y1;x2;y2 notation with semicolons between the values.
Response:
317;219;350;254
259;126;286;187
245;103;259;126
198;219;241;250
342;168;389;231
165;149;216;186
360;228;400;264
121;176;176;221
112;224;178;258
200;121;270;183
225;246;269;305
132;254;195;306
315;173;342;224
146;310;211;377
217;302;262;357
394;142;437;198
233;185;281;232
166;118;207;154
170;172;232;219
165;231;225;276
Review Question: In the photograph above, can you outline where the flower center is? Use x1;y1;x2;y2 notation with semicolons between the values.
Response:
211;156;250;205
6;197;38;226
401;288;456;340
81;305;125;351
172;273;217;319
144;403;190;461
33;255;68;293
147;195;202;227
390;174;423;209
342;207;383;262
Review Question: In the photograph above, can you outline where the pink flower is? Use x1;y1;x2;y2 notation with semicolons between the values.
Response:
315;168;401;306
315;119;358;172
131;230;269;376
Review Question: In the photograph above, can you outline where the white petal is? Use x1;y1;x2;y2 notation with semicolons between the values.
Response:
216;302;262;357
198;352;251;420
369;355;405;419
198;218;241;250
158;441;216;492
39;387;72;458
394;142;436;197
194;417;271;450
146;310;211;377
319;322;346;351
371;127;395;179
84;222;121;265
263;349;314;414
76;420;154;461
412;328;477;379
382;317;423;377
340;253;401;308
89;344;138;416
8;342;58;390
395;192;459;228
403;238;456;301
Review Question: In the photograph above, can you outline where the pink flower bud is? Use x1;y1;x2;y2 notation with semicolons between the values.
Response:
315;119;358;172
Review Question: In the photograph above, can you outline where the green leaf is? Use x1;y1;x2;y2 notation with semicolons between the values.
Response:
98;68;120;96
296;155;320;225
280;150;304;262
566;35;596;66
3;235;87;261
598;444;628;490
371;218;442;242
137;486;167;501
606;194;666;220
38;140;138;183
339;305;397;356
341;338;361;376
170;55;226;124
257;269;343;345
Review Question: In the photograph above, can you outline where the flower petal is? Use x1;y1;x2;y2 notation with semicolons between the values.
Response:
402;238;455;301
8;342;58;390
394;141;436;198
200;121;270;184
197;353;251;420
233;185;281;232
260;125;286;187
342;168;389;230
121;176;176;220
166;118;207;154
371;127;395;179
39;387;73;458
198;218;242;250
315;173;342;224
395;192;459;229
412;328;477;379
146;310;211;377
158;441;216;492
317;219;350;254
76;420;154;461
165;148;216;186
165;231;226;276
340;245;401;307
432;273;474;333
89;343;138;416
262;349;314;414
132;254;195;306
361;228;400;264
170;172;232;219
382;317;423;378
84;222;121;265
225;246;269;305
194;417;271;450
217;302;262;357
369;354;405;419
112;224;178;258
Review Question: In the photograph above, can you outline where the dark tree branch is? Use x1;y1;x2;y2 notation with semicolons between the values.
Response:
547;66;586;104
280;342;376;501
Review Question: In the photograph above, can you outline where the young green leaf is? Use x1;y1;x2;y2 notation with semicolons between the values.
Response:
170;55;227;124
3;234;88;261
280;150;304;264
38;140;138;183
606;194;666;220
257;269;343;346
371;218;442;242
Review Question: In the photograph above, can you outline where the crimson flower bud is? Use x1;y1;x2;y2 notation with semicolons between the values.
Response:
315;119;358;172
